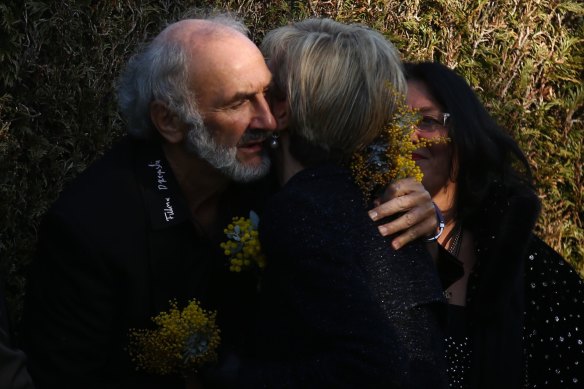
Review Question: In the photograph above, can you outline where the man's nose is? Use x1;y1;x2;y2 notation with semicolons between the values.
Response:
251;94;277;131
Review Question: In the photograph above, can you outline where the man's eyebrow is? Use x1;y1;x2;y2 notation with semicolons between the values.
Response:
231;91;255;100
229;87;270;102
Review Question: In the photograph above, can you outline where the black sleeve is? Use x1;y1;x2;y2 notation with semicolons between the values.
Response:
21;211;119;388
0;286;35;389
0;328;35;389
524;236;584;387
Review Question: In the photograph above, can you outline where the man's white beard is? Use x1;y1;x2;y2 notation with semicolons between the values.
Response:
184;115;271;183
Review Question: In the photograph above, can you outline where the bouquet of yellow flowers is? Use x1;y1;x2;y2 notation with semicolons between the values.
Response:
128;299;221;376
220;210;266;273
351;91;449;201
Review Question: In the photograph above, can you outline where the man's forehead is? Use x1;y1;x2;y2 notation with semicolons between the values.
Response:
194;58;272;107
158;19;271;105
188;31;268;82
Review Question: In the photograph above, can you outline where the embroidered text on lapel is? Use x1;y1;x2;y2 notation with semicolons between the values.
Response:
147;160;176;222
148;160;169;191
163;197;174;221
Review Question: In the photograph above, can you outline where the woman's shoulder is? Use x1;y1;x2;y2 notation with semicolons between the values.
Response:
524;235;584;386
489;180;540;212
261;165;370;239
285;164;360;196
524;235;583;304
265;164;365;220
471;181;540;236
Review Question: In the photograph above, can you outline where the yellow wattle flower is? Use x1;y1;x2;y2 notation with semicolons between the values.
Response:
128;299;221;375
351;86;450;201
221;210;266;273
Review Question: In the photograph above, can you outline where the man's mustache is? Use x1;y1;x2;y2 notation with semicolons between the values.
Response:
237;129;272;145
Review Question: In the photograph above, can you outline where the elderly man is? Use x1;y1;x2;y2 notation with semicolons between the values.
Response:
21;14;438;389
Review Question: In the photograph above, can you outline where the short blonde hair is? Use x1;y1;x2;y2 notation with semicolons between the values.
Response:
262;18;406;164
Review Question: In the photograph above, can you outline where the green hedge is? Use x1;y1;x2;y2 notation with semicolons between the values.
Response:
1;0;582;326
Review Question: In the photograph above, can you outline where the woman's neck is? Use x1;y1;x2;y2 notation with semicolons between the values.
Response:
432;181;478;306
277;132;305;185
432;180;464;260
433;180;457;223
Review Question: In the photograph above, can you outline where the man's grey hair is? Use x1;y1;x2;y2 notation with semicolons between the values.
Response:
116;12;248;139
261;18;406;160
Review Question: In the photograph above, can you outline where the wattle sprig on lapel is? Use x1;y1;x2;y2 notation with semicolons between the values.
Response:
351;87;450;201
220;210;266;273
128;299;220;375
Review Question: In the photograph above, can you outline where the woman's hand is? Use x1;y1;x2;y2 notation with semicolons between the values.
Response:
368;178;437;250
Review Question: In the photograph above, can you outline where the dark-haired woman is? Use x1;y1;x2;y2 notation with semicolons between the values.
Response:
404;61;583;388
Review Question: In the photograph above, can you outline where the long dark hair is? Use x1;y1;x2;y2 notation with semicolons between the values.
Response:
404;62;535;225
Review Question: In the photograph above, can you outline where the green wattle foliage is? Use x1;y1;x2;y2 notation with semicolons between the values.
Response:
1;0;582;327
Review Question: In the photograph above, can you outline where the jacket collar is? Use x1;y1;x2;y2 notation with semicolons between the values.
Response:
135;141;191;230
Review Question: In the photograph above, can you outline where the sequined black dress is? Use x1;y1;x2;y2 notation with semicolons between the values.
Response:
237;164;448;388
441;184;584;388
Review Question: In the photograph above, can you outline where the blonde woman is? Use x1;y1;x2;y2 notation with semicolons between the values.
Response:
203;19;447;388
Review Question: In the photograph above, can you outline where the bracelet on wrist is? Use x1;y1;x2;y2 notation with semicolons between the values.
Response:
425;202;445;242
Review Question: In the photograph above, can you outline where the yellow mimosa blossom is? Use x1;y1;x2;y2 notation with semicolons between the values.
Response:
220;210;266;273
351;87;449;201
128;299;220;375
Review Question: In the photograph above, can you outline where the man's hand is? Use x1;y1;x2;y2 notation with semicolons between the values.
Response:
368;178;437;249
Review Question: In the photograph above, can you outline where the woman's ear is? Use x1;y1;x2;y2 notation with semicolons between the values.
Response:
150;100;186;144
271;98;289;131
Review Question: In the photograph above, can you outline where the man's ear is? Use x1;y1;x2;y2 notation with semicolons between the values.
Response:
271;98;289;131
150;100;186;144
